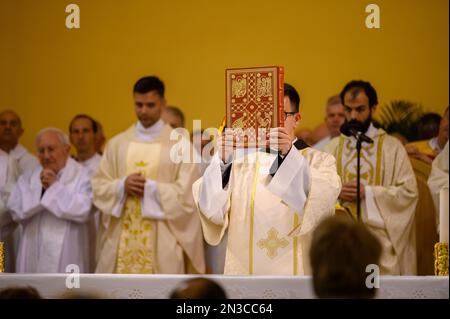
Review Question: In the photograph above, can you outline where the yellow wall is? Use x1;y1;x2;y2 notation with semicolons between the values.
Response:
0;0;448;152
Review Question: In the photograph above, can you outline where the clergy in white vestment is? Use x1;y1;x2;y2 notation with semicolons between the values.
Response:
0;151;19;272
193;83;342;275
427;141;449;228
312;95;345;151
92;76;205;274
0;110;39;272
324;80;418;275
69;114;103;271
0;110;39;174
7;128;94;273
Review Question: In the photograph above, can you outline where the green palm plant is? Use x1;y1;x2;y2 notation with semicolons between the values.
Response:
373;100;424;142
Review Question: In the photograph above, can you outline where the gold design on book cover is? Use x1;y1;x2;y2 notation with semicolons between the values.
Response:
257;76;273;98
232;77;247;98
256;111;272;129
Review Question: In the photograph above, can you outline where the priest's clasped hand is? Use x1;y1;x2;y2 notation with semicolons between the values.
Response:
267;127;293;156
125;172;146;197
339;180;365;202
40;168;57;189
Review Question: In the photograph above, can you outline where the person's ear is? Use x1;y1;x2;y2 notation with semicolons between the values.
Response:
64;144;71;154
295;113;302;125
18;127;24;138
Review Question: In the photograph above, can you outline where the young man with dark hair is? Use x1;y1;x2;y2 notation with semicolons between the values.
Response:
325;80;418;275
92;76;205;274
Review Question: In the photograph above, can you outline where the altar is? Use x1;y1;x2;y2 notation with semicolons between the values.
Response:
0;274;448;299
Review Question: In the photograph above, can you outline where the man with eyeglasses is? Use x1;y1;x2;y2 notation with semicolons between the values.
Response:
193;83;341;275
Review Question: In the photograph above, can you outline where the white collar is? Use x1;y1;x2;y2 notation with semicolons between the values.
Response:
365;123;378;138
79;153;101;167
135;119;165;142
8;144;27;159
428;136;441;152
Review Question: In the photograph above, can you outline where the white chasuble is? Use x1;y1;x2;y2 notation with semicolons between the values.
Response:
92;124;205;274
325;125;418;275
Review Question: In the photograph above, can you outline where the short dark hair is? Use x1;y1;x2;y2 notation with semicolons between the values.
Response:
133;76;165;97
284;83;300;113
417;112;442;140
170;278;227;299
69;114;98;134
0;286;42;299
340;80;378;108
310;216;382;299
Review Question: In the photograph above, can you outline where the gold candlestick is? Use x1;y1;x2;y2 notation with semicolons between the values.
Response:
434;242;449;276
0;241;4;273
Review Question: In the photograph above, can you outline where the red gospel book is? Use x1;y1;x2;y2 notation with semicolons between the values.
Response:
226;66;284;147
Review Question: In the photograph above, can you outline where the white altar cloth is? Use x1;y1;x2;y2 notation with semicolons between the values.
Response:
0;274;448;299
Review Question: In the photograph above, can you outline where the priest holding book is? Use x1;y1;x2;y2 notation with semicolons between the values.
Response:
193;80;341;275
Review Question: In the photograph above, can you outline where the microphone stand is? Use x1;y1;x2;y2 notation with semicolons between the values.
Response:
356;136;362;221
341;123;373;221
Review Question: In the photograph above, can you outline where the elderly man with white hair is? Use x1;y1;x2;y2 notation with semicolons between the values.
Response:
7;128;94;273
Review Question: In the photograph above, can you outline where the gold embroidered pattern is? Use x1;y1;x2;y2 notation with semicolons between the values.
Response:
115;158;158;274
337;133;385;219
293;213;299;275
342;139;376;184
249;158;260;274
115;196;156;274
257;227;289;259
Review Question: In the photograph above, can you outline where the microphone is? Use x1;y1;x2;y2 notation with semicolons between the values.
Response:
340;122;374;144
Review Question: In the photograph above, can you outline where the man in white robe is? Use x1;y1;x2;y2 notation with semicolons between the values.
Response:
92;76;205;274
428;141;449;229
0;110;39;174
69;114;103;270
324;80;418;275
7;128;94;273
0;110;39;272
0;151;19;272
193;83;341;275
